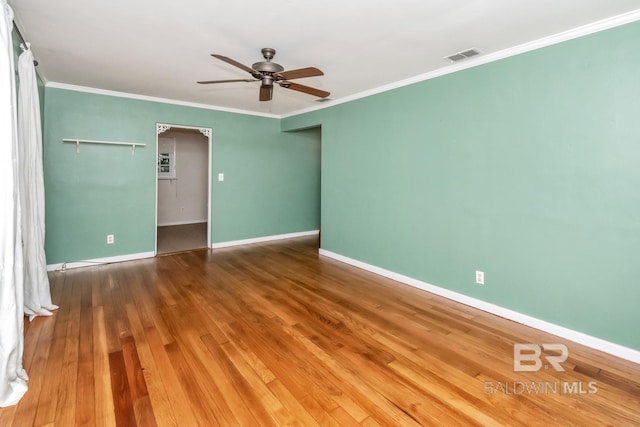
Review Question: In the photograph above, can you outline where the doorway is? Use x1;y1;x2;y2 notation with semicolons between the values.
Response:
155;124;212;255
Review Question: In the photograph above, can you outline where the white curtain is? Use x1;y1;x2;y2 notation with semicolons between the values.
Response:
0;0;28;407
18;43;57;320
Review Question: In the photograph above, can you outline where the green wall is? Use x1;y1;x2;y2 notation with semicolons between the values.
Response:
43;88;320;264
283;21;640;350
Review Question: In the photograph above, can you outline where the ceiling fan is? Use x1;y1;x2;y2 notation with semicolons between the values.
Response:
198;48;330;102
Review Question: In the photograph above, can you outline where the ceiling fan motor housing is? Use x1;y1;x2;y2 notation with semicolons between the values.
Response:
252;61;284;74
252;47;285;75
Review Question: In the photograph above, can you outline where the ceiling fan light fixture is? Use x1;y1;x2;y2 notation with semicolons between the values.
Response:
199;48;330;101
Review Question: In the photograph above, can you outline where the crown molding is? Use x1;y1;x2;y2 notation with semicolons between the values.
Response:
282;9;640;119
45;82;281;119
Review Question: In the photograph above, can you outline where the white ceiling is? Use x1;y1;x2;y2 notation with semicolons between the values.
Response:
9;1;640;116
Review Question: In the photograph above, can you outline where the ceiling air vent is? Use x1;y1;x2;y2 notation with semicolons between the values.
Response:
445;48;480;63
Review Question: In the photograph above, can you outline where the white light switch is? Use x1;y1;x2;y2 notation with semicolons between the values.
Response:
218;173;224;182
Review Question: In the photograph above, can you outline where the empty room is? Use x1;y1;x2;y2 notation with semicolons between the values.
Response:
1;1;639;425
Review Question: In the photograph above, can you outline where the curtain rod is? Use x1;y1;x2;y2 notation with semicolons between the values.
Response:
13;21;38;66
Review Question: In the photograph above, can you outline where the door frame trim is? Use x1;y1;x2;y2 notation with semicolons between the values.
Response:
155;123;212;254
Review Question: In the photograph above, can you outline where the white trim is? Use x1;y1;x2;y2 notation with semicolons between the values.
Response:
281;9;640;119
319;249;640;365
45;82;280;119
155;123;212;254
206;130;212;249
211;230;319;249
47;251;155;272
157;219;207;227
155;123;214;132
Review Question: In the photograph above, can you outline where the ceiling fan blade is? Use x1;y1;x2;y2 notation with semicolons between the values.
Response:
275;67;324;81
211;54;255;74
259;85;273;101
197;79;255;84
279;81;330;98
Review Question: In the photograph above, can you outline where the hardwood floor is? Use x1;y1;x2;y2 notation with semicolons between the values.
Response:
1;236;639;426
156;222;207;255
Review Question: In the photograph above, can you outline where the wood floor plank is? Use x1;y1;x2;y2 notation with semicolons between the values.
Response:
121;335;157;427
164;340;221;425
93;305;116;426
108;350;136;426
0;402;16;426
11;313;55;426
163;305;244;426
360;415;385;427
1;236;639;426
144;326;199;427
100;273;122;354
33;272;76;426
129;275;175;347
200;334;270;427
124;303;177;427
55;276;81;426
285;321;421;425
219;340;291;426
75;275;96;426
298;392;346;427
268;379;321;427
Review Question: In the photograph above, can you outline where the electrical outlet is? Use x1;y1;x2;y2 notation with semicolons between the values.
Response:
107;234;114;244
475;270;485;285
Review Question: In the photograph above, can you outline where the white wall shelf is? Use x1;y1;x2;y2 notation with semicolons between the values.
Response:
63;138;146;155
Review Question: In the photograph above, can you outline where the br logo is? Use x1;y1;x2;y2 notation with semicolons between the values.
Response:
513;343;569;372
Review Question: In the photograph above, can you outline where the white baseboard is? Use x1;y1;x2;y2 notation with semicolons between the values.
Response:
47;251;155;272
319;248;640;365
157;220;207;227
211;230;319;249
